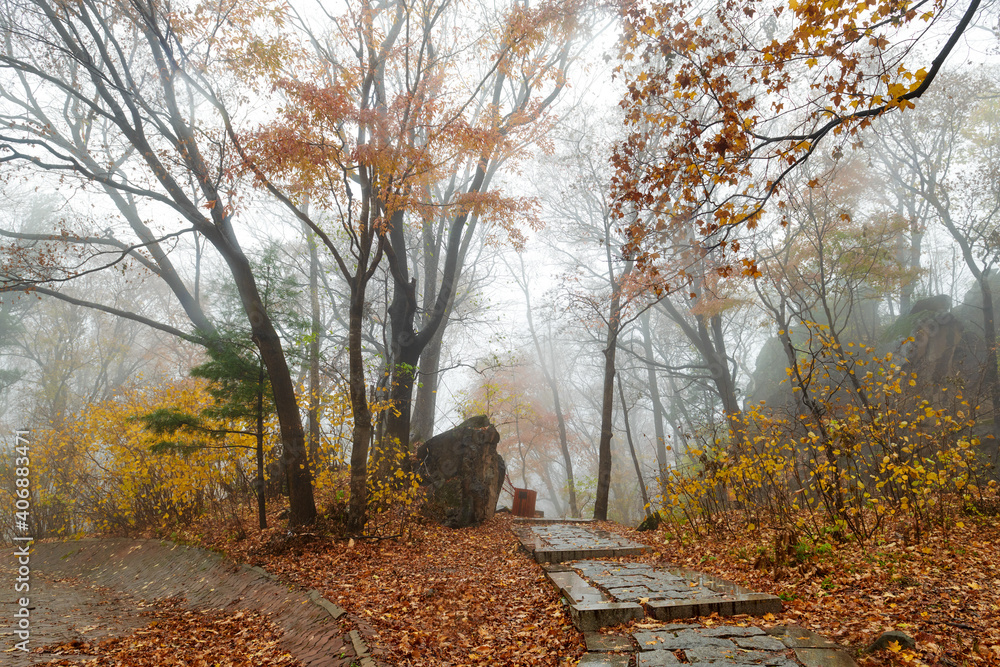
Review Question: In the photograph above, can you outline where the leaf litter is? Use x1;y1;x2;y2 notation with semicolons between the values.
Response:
36;597;302;666
224;513;585;666
597;518;1000;667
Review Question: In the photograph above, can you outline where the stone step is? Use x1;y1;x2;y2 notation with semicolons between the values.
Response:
548;559;782;631
543;564;645;631
513;522;649;563
575;624;857;667
512;522;853;667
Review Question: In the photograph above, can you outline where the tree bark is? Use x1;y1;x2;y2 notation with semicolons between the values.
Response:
411;322;445;443
617;374;651;517
346;277;375;533
256;363;267;530
640;311;669;493
224;252;316;526
593;263;632;520
306;224;322;469
657;297;743;446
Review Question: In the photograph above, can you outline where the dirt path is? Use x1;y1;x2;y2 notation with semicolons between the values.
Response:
1;539;376;666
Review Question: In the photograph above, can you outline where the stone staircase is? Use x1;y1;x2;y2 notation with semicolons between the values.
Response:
513;519;857;667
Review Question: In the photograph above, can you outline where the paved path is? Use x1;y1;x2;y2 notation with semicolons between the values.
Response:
514;520;857;667
1;564;155;665
1;539;375;667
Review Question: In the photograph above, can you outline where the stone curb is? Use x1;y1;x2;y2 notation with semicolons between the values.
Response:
308;588;347;620
535;546;648;563
350;629;377;667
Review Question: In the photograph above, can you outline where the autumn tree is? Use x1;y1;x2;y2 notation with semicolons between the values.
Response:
612;0;983;277
0;0;324;524
197;0;596;529
536;111;647;520
366;0;591;457
460;354;572;513
138;254;304;531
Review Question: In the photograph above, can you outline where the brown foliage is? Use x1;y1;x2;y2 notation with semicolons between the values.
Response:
224;513;584;666
40;598;302;667
603;517;1000;666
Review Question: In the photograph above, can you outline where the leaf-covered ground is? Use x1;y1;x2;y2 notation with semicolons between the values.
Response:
599;517;1000;667
220;513;584;666
157;494;999;667
38;598;302;666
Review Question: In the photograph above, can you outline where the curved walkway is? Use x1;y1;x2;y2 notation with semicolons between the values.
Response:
1;539;376;667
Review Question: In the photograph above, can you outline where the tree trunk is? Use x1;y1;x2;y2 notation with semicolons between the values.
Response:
410;302;447;443
307;225;322;469
227;254;316;526
617;374;651;516
658;298;743;446
640;311;669;494
381;155;495;457
594;283;626;521
256;364;267;530
346;277;375;534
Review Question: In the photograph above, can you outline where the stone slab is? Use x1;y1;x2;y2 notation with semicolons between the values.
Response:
767;624;841;649
570;602;645;632
578;653;631;667
637;649;682;665
547;569;608;605
571;560;782;621
630;623;857;666
513;523;649;563
698;626;767;638
639;629;737;650
584;632;634;652
685;644;769;662
794;647;858;667
734;634;787;651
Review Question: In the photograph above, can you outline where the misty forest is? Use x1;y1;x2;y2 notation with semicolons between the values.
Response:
1;0;999;665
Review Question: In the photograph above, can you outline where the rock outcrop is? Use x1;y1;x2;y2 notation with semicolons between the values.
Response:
414;415;506;528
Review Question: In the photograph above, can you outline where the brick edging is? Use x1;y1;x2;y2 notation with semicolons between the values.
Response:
29;538;373;667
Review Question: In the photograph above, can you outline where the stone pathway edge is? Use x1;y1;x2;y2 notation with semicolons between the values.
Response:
29;538;378;667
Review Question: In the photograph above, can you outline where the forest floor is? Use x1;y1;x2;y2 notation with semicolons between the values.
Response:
597;515;1000;667
216;512;585;666
17;497;998;666
177;496;999;667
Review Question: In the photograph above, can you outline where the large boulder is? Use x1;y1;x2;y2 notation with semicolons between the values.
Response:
414;415;506;528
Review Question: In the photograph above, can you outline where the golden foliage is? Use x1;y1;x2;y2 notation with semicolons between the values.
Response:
3;377;357;536
658;328;993;544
